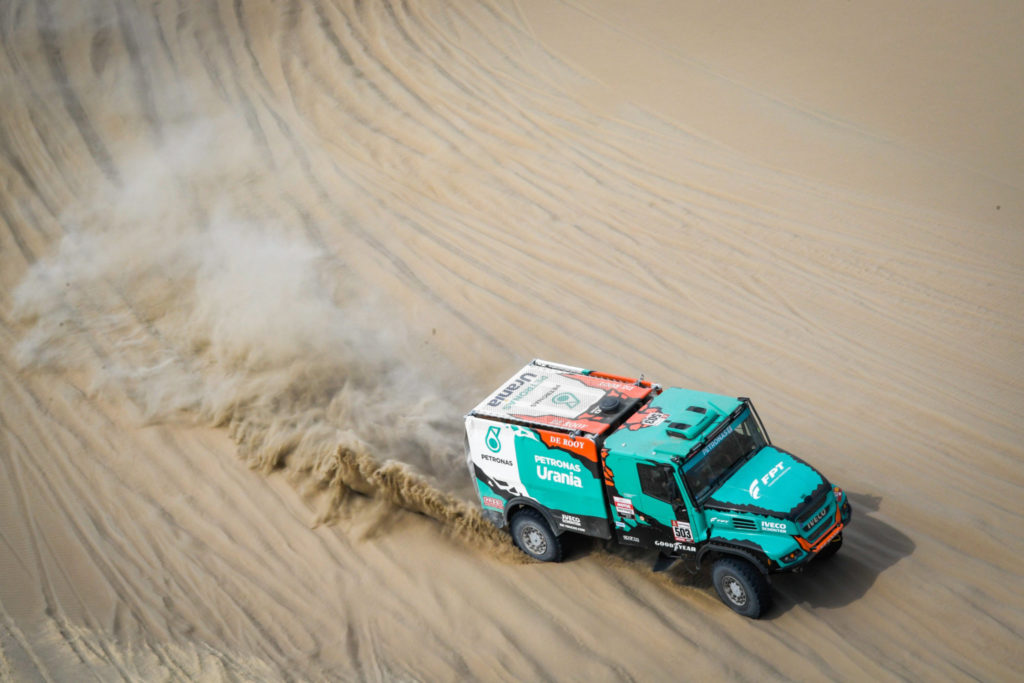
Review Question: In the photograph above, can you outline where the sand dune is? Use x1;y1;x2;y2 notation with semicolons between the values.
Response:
2;0;1022;679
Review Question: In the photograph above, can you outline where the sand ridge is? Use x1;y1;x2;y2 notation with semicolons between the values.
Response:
1;0;1022;679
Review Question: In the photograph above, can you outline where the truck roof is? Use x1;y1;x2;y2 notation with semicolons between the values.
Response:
605;387;745;463
468;359;655;437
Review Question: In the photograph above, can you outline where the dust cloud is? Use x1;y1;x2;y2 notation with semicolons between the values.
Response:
11;120;502;547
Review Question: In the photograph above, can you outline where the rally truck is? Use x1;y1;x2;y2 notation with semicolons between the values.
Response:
465;360;851;618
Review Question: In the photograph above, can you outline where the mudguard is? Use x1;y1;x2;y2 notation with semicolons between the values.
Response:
697;540;772;575
504;497;562;536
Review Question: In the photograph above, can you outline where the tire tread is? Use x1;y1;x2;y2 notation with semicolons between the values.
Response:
712;557;772;618
510;508;563;562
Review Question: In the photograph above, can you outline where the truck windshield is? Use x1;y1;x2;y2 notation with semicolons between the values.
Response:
682;408;766;503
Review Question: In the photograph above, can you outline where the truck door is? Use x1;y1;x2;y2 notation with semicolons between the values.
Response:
605;456;696;555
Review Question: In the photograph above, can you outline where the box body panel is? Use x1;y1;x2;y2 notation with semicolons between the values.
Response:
466;416;610;536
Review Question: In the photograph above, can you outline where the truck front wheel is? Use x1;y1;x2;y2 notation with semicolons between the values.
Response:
510;509;563;562
711;557;771;618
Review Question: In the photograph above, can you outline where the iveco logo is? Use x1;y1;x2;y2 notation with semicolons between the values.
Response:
804;506;828;530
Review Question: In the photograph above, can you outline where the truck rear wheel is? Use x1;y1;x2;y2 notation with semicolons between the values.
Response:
510;509;563;562
711;557;771;618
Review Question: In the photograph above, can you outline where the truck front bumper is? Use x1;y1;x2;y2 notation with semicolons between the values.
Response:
775;493;851;570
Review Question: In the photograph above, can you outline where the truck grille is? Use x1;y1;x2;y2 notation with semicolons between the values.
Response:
802;504;830;532
732;518;757;531
795;488;829;525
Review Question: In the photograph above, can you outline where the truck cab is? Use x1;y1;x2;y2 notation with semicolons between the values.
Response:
466;360;851;617
604;389;849;572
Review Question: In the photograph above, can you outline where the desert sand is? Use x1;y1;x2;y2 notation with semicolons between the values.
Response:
1;0;1022;679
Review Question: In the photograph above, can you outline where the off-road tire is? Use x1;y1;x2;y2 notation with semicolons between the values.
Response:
711;557;771;618
510;509;563;562
816;533;843;561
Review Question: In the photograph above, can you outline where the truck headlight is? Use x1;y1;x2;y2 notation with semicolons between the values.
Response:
780;549;804;564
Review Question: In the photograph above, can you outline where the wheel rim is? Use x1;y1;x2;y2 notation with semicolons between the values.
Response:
521;524;548;556
722;575;748;606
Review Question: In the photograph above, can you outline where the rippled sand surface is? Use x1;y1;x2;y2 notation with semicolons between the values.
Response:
2;1;1022;679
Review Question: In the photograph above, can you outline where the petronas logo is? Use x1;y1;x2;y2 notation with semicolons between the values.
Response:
485;426;502;452
552;392;581;409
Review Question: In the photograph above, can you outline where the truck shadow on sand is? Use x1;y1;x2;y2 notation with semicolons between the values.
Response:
764;492;915;619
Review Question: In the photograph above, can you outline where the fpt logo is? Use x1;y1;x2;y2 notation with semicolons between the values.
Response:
552;392;581;409
485;426;502;453
749;461;789;500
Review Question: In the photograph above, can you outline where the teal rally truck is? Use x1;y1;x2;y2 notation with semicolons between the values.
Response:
465;360;851;618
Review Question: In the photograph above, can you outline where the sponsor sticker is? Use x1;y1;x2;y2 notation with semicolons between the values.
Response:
699;423;734;459
537;464;583;488
655;540;696;552
551;392;581;409
542;433;589;453
485;425;502;452
480;452;514;467
761;520;787;533
487;372;539;407
482;496;505;511
625;406;668;431
613;496;635;517
560;513;585;531
748;460;790;500
672;520;693;543
622;535;641;544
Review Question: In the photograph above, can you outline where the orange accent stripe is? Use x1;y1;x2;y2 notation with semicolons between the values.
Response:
794;519;845;554
537;429;599;461
811;523;843;553
587;370;650;386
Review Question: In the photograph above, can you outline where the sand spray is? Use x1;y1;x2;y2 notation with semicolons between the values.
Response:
11;121;515;556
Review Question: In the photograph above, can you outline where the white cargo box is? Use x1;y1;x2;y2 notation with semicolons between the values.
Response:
468;359;654;436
